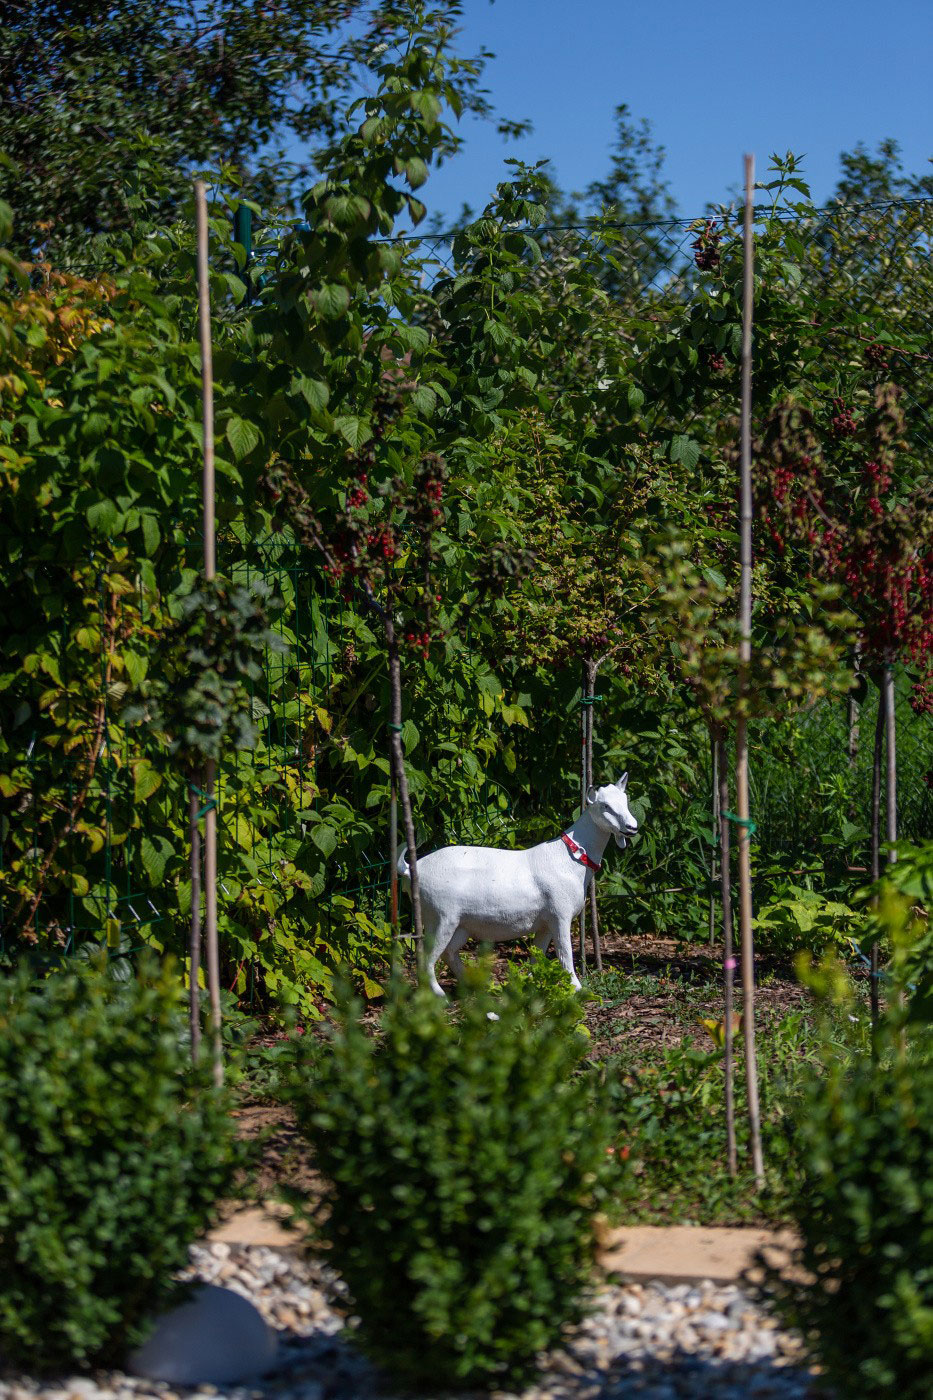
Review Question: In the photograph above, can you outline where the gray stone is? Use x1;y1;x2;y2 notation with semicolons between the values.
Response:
127;1285;277;1386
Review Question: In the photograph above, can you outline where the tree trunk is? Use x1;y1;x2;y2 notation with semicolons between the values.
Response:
189;786;202;1062
737;153;764;1188
716;729;737;1178
578;662;588;974
883;663;897;864
584;657;602;972
204;758;223;1088
847;643;861;771
387;623;424;966
869;687;884;1033
709;728;719;945
389;772;399;936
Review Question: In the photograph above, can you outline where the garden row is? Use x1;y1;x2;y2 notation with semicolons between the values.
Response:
1;913;931;1397
1;10;931;1010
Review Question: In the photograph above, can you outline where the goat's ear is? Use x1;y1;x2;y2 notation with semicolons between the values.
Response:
585;784;598;806
617;771;629;790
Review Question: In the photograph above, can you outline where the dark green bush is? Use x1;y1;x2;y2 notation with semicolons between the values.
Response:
764;1036;933;1397
0;958;243;1372
288;971;613;1389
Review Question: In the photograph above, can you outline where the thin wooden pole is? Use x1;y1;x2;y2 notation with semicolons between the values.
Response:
737;153;764;1187
708;727;719;945
188;788;202;1060
195;179;223;1087
716;730;737;1178
883;663;897;865
869;688;884;1034
578;665;588;974
389;772;399;936
584;659;603;972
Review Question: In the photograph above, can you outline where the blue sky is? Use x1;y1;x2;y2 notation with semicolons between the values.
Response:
419;0;932;225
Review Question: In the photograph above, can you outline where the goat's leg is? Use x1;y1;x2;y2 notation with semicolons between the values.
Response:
549;918;582;991
533;928;553;954
426;917;458;997
443;927;469;980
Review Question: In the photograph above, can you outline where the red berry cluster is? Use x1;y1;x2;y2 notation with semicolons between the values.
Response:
830;398;857;438
757;392;933;709
706;349;725;373
403;626;432;659
692;221;721;272
864;342;889;372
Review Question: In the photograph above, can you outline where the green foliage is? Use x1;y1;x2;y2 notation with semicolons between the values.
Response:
860;841;933;1023
753;883;865;956
286;973;613;1388
0;957;243;1372
501;945;592;1037
764;1033;933;1397
125;576;285;772
0;1;496;264
601;1013;825;1224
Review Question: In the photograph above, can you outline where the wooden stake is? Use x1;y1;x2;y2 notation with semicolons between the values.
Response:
188;787;202;1060
883;663;897;865
578;665;588;974
195;179;223;1087
708;728;719;945
869;689;884;1035
584;658;603;972
716;729;738;1178
737;153;764;1187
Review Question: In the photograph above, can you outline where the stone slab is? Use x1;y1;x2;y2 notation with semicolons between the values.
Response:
208;1203;306;1249
596;1224;798;1284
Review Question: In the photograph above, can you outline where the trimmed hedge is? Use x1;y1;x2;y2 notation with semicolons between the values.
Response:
0;959;243;1372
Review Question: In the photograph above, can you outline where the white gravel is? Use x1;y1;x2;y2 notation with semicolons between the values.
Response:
0;1242;823;1400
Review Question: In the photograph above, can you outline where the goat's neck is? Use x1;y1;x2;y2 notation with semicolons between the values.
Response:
564;809;612;865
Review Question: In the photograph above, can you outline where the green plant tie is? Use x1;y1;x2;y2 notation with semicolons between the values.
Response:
387;722;403;733
579;694;603;706
722;810;757;835
188;782;217;821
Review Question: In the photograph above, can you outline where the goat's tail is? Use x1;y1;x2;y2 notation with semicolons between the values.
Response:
396;842;411;886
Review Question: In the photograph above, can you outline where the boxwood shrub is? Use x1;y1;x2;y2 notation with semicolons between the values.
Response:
0;958;242;1373
287;970;613;1390
764;1034;933;1397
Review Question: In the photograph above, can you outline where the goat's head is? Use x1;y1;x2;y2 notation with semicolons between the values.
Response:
585;772;638;848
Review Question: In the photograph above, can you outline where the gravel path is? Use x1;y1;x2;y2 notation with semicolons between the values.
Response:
0;1242;824;1400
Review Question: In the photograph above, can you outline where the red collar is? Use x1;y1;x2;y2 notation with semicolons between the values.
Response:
561;832;602;872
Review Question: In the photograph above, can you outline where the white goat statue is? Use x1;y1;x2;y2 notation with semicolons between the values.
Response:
397;774;638;996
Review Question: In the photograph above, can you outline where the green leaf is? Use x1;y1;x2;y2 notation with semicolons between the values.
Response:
627;384;645;412
133;761;162;803
670;435;701;470
225;415;261;461
86;499;120;534
140;833;172;885
295;377;330;411
311;824;338;857
141;514;160;556
313;283;351;319
334;415;371;450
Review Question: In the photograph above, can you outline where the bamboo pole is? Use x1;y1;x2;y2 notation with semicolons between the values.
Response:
578;665;588;974
188;787;202;1060
716;730;738;1178
195;179;223;1087
584;659;603;972
737;153;764;1187
708;728;719;944
883;663;897;865
869;690;884;1034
